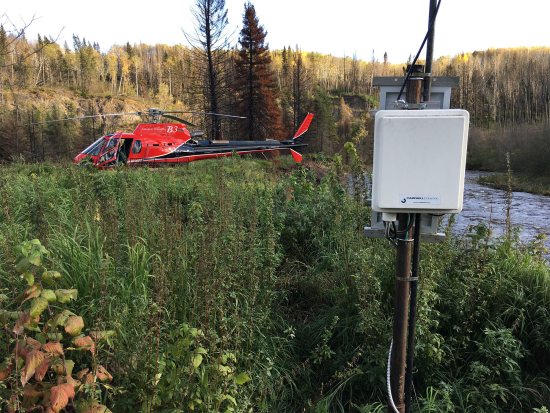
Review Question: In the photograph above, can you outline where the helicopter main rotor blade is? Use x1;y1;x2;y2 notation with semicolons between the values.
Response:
22;112;143;126
161;114;196;127
163;111;246;119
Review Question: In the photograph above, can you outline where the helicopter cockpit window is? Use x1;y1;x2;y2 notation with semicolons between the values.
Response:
82;137;106;156
132;140;142;154
103;137;119;152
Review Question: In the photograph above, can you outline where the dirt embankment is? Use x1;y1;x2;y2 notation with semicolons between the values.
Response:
5;87;152;125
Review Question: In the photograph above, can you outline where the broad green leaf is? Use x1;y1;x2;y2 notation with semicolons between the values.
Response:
64;316;84;336
24;321;41;332
16;257;30;275
30;239;41;245
62;309;76;316
51;313;69;328
196;347;208;355
42;271;61;286
234;373;251;385
28;254;41;266
41;289;57;303
48;332;63;341
221;395;237;406
55;289;78;304
89;330;116;340
64;360;75;375
212;364;232;375
191;354;203;369
35;333;47;345
0;310;19;324
29;296;49;318
22;272;34;287
51;359;75;376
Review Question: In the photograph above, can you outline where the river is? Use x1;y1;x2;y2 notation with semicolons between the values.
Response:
451;171;550;261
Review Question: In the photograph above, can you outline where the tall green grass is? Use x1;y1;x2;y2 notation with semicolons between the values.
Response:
1;155;549;412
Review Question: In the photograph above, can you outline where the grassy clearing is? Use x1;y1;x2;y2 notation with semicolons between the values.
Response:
1;154;549;412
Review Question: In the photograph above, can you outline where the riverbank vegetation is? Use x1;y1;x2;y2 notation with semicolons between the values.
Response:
468;121;550;195
477;173;550;197
1;155;549;412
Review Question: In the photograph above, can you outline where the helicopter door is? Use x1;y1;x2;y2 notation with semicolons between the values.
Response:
95;133;121;167
116;138;133;164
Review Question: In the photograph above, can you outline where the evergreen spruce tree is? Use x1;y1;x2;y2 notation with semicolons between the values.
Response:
233;2;284;141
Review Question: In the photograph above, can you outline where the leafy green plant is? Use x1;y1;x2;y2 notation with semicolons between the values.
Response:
138;323;251;412
0;239;113;413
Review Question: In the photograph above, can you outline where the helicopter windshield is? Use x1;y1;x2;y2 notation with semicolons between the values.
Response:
82;137;107;156
103;136;119;153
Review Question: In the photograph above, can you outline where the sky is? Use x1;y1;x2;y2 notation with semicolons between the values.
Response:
3;0;549;64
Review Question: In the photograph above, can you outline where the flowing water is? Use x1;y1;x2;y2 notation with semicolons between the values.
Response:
451;171;550;261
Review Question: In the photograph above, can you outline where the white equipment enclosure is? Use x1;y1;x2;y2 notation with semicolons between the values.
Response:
371;109;470;214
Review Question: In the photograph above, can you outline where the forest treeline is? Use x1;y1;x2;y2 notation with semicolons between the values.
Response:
1;18;550;162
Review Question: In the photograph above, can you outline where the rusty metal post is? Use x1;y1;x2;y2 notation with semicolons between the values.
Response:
389;215;413;413
388;67;423;413
405;65;425;105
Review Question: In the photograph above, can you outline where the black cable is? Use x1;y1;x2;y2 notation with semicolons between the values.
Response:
384;221;399;248
396;0;442;102
389;214;415;237
384;214;415;246
404;213;422;413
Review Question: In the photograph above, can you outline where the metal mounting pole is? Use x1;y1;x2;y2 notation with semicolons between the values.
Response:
388;67;423;413
389;214;413;413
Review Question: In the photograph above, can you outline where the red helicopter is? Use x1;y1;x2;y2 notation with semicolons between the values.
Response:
30;108;314;168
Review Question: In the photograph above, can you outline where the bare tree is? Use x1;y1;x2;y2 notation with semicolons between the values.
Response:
184;0;232;140
0;13;62;69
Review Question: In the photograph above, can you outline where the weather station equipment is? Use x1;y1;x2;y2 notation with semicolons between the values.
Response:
371;109;469;216
364;88;467;242
363;1;471;413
